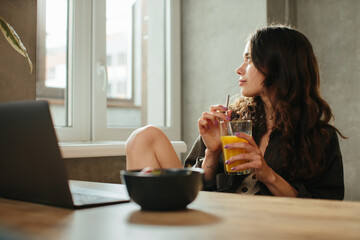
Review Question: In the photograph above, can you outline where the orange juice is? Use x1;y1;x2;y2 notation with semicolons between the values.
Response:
220;136;250;174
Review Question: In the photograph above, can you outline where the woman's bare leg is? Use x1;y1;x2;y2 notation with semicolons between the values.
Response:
125;125;183;170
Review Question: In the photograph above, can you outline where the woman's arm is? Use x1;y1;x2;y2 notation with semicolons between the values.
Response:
184;135;221;190
224;128;344;199
224;132;298;197
201;148;222;182
259;169;298;197
184;105;231;185
197;105;230;181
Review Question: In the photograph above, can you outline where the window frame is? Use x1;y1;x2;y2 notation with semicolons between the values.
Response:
37;0;182;142
52;0;92;142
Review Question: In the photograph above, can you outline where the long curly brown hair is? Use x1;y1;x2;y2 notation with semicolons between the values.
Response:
230;25;345;180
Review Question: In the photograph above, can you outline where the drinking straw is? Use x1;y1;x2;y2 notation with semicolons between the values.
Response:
225;94;233;134
225;94;230;109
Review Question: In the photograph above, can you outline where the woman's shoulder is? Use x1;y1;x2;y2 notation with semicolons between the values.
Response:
320;124;342;155
322;124;340;139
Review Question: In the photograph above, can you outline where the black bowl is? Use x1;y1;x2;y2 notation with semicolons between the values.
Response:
120;168;204;211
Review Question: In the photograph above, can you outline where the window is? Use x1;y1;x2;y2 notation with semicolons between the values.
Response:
37;0;181;142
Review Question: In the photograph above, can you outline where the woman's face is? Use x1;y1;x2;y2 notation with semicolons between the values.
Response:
236;42;266;97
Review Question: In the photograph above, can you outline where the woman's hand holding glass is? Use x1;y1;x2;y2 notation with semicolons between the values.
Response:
224;132;275;183
198;105;231;153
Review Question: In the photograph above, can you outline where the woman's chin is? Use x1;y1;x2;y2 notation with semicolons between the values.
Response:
241;89;261;98
241;90;253;97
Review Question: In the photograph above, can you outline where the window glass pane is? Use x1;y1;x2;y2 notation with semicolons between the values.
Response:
106;0;141;127
37;0;69;127
106;0;133;101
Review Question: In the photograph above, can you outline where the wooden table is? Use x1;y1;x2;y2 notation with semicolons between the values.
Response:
0;181;359;240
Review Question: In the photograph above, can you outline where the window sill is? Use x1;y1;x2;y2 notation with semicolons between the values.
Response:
59;141;187;158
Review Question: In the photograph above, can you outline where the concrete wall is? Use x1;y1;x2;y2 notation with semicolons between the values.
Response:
64;156;126;184
0;0;36;102
181;0;267;156
296;0;360;201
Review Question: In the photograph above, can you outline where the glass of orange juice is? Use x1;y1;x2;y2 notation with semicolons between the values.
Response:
220;120;252;175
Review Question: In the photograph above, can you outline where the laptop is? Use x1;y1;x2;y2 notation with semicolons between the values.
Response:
0;100;130;208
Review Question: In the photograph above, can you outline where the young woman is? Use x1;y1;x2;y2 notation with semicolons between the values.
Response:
125;25;345;200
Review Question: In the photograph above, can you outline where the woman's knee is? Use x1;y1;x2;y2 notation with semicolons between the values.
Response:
126;125;163;151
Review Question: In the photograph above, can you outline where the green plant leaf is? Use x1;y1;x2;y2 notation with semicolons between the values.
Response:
0;17;33;74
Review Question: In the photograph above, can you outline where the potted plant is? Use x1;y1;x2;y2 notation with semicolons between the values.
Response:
0;17;33;74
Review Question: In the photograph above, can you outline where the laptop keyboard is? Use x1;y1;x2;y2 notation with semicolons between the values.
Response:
71;192;122;205
70;185;130;206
